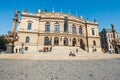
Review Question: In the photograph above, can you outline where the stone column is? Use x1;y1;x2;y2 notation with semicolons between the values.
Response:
59;36;63;46
69;37;72;46
11;18;18;35
60;22;64;33
51;21;54;33
76;38;79;47
6;10;19;53
52;36;54;46
85;22;89;52
69;24;72;34
76;25;79;35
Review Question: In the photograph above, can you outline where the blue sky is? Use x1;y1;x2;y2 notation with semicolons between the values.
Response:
0;0;120;35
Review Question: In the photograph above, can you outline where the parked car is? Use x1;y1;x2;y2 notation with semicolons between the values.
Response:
0;50;3;54
105;50;114;54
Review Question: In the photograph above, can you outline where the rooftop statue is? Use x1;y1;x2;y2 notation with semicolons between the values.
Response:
14;10;20;18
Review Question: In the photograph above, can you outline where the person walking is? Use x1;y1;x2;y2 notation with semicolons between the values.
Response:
76;48;78;53
16;48;18;53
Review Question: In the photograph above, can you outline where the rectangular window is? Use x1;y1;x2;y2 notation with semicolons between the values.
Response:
25;47;28;51
28;23;32;30
54;26;59;32
91;29;95;35
45;26;50;32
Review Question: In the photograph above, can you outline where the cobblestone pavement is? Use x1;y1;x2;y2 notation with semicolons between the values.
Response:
0;59;120;80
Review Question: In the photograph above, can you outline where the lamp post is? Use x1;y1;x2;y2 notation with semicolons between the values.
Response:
21;43;24;54
50;36;52;52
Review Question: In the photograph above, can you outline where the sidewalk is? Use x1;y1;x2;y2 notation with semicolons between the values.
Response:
0;52;120;60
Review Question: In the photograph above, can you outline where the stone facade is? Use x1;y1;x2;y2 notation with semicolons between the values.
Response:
15;10;101;53
100;28;119;52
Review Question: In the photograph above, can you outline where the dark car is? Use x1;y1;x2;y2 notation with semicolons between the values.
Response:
106;50;114;54
0;50;2;54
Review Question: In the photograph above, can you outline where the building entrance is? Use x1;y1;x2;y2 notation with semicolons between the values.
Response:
64;38;68;46
72;38;76;46
54;37;59;46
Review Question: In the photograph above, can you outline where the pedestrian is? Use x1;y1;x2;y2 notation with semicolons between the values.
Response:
69;51;72;56
76;48;78;53
50;47;52;52
16;48;18;53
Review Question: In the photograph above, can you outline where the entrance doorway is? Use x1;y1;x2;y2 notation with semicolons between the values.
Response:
72;38;76;46
54;37;59;46
64;38;68;46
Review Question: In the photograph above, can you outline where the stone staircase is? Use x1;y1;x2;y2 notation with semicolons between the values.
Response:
50;46;88;56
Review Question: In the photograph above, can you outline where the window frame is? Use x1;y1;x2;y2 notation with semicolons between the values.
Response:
72;24;76;33
79;26;82;34
44;37;50;45
27;23;32;30
91;29;95;35
45;22;50;32
54;22;60;32
25;36;30;43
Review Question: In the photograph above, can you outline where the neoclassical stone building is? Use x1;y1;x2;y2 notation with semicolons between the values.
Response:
15;9;101;53
100;28;119;52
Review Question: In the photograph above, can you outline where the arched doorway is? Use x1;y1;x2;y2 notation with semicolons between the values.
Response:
72;38;76;46
54;37;59;46
44;37;50;45
80;39;85;50
64;38;68;46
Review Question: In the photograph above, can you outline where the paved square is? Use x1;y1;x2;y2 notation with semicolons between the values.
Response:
0;58;120;80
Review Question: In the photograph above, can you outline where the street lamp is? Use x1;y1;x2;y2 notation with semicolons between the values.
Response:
21;43;24;54
50;37;52;52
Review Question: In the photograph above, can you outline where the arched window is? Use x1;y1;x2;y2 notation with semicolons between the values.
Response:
79;26;82;34
44;37;50;45
25;36;30;43
28;23;32;30
54;22;60;32
54;37;59;45
64;38;68;46
93;40;96;46
72;24;76;33
45;22;50;32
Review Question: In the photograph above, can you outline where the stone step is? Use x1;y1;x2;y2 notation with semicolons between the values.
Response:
51;46;88;55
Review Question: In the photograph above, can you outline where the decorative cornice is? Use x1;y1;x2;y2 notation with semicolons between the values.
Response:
22;12;97;25
88;36;100;38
